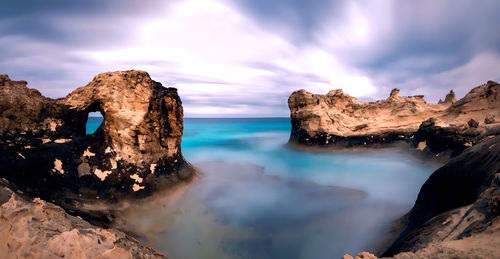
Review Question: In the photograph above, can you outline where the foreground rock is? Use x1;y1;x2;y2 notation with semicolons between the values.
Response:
0;71;195;208
289;81;500;158
0;182;164;258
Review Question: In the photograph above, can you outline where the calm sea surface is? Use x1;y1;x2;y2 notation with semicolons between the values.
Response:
86;117;437;259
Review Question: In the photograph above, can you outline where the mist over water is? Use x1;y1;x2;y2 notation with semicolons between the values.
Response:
87;117;438;258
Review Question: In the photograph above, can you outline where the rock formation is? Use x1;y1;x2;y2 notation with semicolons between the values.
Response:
288;81;500;258
288;81;500;158
0;71;195;207
381;135;500;258
0;181;165;258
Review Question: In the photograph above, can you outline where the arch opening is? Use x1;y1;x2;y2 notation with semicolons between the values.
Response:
86;111;103;135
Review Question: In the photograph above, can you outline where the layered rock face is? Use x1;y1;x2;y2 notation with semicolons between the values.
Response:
0;71;194;205
288;81;500;157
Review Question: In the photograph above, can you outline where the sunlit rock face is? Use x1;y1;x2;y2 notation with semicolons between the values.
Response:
0;71;194;203
288;81;500;157
0;185;165;259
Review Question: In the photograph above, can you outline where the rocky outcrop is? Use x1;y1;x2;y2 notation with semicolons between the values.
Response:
382;135;500;257
0;181;165;258
288;81;500;158
289;81;500;258
0;71;195;207
438;90;456;104
342;135;500;259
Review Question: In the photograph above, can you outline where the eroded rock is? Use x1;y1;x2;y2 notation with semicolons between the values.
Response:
288;81;500;157
0;189;164;258
0;70;195;204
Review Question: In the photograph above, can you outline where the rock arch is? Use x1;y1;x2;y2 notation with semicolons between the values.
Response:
0;70;194;202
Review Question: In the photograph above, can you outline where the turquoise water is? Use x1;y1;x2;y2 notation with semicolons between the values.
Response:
86;117;437;258
86;117;103;134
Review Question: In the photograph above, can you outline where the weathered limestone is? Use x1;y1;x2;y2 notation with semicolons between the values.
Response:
0;70;195;204
288;81;500;157
288;81;500;258
0;182;165;258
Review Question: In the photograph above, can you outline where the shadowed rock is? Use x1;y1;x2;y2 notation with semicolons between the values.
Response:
0;70;195;205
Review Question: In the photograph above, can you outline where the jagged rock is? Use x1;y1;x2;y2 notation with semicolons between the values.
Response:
485;115;496;124
0;74;87;142
439;90;456;104
444;90;456;103
288;81;500;156
389;88;400;99
0;70;195;206
0;188;165;258
468;118;479;128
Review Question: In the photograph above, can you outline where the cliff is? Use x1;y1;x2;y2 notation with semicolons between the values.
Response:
0;71;195;205
288;81;500;157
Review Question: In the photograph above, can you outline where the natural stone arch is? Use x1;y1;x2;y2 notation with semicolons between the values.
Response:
0;70;194;202
60;70;184;165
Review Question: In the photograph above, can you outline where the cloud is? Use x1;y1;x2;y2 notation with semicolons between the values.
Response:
1;0;499;117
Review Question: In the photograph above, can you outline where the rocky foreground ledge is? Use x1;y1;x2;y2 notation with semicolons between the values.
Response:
0;180;165;258
288;82;500;258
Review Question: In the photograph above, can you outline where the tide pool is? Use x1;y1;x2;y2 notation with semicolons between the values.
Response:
86;117;438;258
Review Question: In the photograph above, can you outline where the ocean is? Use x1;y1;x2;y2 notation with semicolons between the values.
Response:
86;117;437;259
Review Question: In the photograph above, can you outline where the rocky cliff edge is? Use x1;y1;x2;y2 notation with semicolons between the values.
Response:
288;81;500;158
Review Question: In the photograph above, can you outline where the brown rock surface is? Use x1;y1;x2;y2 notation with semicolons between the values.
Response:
0;70;195;206
60;71;184;165
0;186;165;259
288;81;500;258
288;81;500;153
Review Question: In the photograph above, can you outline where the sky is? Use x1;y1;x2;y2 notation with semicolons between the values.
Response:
1;0;499;117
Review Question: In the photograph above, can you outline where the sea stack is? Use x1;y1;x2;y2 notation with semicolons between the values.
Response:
0;70;195;203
